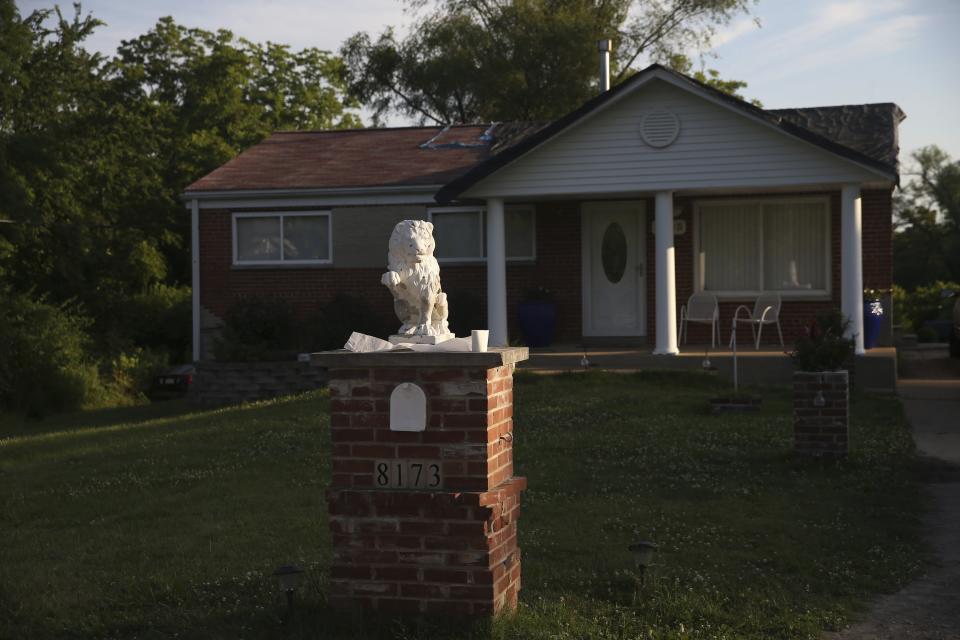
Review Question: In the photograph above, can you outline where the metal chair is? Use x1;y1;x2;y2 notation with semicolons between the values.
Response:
729;292;784;350
679;292;720;348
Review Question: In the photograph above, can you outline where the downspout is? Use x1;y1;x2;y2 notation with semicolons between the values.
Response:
191;198;201;362
597;39;611;93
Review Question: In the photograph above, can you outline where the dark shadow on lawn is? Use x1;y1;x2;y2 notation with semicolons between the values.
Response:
0;399;212;439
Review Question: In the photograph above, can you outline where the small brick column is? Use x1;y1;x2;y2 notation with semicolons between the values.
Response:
311;347;529;616
793;370;849;455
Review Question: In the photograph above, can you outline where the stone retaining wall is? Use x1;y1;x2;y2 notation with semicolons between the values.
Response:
191;361;327;408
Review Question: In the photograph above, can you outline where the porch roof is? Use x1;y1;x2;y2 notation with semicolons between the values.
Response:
435;65;902;203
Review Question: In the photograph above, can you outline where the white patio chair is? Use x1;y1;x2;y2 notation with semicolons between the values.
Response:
678;292;720;348
729;292;784;350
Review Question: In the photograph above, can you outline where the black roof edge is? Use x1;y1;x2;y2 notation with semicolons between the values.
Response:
436;64;898;203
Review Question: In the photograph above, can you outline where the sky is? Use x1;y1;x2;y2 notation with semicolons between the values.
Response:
17;0;960;170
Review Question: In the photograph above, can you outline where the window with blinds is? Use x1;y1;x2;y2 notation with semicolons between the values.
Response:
696;199;829;297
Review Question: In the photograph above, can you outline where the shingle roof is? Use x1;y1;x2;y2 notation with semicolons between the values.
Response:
768;104;905;173
184;125;498;192
184;65;903;197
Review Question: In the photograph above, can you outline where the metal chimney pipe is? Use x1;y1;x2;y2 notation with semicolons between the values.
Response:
597;39;611;93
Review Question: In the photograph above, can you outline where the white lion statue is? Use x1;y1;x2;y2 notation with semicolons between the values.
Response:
381;220;451;339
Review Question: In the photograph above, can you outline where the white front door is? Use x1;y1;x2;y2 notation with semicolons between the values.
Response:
581;201;646;336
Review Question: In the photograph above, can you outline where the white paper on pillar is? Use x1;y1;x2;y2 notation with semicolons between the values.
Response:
390;382;427;432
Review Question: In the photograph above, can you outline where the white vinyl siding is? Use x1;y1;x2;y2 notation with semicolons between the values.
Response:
695;198;830;298
428;206;536;262
463;79;882;198
232;211;331;265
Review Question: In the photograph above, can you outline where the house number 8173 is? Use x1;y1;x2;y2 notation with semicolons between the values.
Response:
373;459;443;490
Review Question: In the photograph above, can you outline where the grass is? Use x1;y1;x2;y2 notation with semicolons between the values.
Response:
0;371;923;639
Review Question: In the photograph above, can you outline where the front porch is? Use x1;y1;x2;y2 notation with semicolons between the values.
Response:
519;344;898;392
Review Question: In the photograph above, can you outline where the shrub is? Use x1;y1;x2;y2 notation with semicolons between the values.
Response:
124;284;192;362
213;297;298;362
893;280;960;333
790;309;855;372
308;293;390;351
106;347;171;400
0;292;101;416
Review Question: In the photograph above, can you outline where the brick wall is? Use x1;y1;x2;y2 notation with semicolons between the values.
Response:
324;358;525;615
198;189;892;349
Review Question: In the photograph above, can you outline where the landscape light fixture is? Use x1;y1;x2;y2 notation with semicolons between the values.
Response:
813;390;826;407
272;564;305;614
627;541;658;585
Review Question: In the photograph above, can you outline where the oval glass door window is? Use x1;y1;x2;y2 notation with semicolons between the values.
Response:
601;222;628;283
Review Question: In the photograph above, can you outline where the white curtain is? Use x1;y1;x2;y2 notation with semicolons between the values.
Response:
699;204;761;292
763;202;826;291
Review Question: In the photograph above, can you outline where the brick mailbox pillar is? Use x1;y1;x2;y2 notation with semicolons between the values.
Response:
793;370;849;455
311;347;529;616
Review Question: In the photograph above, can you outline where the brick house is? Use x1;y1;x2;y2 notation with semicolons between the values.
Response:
183;64;903;361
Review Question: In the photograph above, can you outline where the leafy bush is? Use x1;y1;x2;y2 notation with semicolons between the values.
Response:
213;297;298;362
307;293;389;351
790;309;855;372
106;348;171;400
0;292;101;416
892;280;960;333
213;294;393;360
124;284;192;362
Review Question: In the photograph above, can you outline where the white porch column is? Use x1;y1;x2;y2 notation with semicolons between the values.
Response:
486;197;508;347
654;191;679;355
841;184;865;355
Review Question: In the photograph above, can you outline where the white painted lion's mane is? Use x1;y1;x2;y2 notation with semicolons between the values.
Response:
381;220;449;336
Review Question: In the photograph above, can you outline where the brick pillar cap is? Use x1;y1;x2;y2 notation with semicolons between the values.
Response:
311;346;529;369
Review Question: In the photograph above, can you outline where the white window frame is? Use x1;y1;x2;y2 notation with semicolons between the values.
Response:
693;196;831;299
232;210;333;266
426;205;537;263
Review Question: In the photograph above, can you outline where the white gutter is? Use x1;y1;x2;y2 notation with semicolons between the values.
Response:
181;184;444;202
190;198;201;362
183;185;444;210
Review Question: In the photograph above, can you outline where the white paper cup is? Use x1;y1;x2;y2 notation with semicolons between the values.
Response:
471;329;489;353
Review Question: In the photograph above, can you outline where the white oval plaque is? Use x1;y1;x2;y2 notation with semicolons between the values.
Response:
390;382;427;432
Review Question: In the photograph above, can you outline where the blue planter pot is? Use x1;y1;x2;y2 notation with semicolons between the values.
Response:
517;300;557;348
863;298;883;350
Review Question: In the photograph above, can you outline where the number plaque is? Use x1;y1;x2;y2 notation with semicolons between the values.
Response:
374;459;443;490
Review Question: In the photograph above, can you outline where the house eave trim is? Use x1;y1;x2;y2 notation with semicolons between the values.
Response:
182;185;442;210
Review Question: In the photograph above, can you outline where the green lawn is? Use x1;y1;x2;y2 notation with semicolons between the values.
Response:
0;371;924;639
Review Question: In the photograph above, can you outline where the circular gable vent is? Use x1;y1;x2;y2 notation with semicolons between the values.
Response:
640;110;680;148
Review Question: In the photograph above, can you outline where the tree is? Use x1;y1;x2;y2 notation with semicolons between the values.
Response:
341;0;757;124
893;146;960;290
663;53;760;106
0;3;362;361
